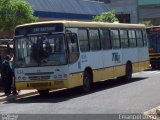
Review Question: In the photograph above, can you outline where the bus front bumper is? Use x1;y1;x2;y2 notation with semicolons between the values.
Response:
15;80;69;90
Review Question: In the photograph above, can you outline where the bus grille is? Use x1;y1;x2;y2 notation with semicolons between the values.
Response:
29;82;49;88
29;76;50;80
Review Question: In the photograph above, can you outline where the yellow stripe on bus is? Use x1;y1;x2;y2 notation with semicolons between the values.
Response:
16;61;149;90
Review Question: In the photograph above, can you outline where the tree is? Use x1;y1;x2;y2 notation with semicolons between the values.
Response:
93;11;118;23
0;0;37;37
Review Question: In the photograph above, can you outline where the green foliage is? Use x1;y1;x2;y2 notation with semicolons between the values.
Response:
0;0;37;35
93;11;118;23
141;21;153;27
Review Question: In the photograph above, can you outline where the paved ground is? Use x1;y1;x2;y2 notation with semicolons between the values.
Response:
0;90;38;103
0;69;160;120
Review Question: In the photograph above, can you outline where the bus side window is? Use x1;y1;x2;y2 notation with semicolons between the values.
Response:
128;30;137;48
67;33;79;63
111;29;120;49
136;30;143;47
89;29;101;51
78;29;90;52
120;29;129;48
142;30;148;46
100;29;111;50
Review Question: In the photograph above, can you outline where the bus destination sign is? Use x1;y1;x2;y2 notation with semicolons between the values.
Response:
15;23;64;36
33;26;56;33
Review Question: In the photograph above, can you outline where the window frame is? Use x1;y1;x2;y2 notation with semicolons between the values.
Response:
136;29;144;47
142;29;148;47
128;29;137;48
78;28;90;52
110;29;121;49
100;28;112;50
119;29;129;48
88;28;101;51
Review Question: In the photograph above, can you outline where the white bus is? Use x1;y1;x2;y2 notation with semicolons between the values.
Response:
13;21;149;94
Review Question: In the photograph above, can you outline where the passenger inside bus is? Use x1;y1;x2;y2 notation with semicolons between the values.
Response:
31;43;38;62
44;41;52;57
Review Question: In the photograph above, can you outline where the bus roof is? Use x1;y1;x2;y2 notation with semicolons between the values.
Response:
147;26;160;29
16;20;146;29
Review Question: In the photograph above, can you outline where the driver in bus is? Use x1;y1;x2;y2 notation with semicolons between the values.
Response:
44;41;52;56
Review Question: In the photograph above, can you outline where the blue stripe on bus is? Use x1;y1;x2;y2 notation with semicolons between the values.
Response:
34;11;96;20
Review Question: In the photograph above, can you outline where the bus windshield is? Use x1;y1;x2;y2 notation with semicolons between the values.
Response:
148;33;160;53
15;34;67;67
147;29;160;53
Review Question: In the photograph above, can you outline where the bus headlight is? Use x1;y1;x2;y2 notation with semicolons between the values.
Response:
22;77;26;80
54;75;57;79
18;76;21;80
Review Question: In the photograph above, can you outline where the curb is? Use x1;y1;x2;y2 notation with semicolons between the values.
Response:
0;91;38;103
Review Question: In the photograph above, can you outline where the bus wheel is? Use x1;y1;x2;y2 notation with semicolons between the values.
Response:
125;63;132;81
37;89;49;95
83;71;92;92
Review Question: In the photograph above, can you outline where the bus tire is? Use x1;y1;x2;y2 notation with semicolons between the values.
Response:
125;62;132;81
83;71;92;92
37;89;49;95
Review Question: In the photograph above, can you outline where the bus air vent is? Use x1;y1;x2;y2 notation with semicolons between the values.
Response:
28;76;50;80
30;82;49;88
